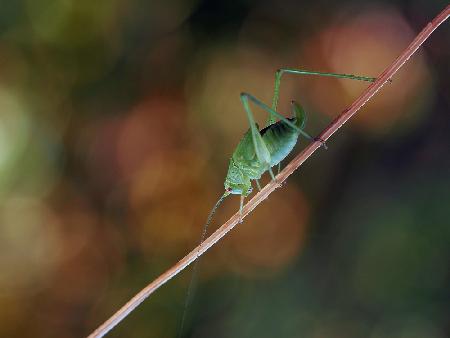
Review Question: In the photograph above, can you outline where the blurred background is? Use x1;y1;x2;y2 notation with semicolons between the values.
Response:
0;0;448;337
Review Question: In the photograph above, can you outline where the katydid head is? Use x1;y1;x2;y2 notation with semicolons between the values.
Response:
224;158;252;196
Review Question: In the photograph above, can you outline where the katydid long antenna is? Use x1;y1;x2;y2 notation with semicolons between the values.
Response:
178;191;229;336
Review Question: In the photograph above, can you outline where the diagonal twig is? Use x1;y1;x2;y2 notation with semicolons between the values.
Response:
88;5;450;338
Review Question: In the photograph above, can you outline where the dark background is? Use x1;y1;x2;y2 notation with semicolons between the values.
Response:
0;0;448;337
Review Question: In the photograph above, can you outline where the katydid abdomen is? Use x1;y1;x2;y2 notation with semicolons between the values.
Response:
230;118;300;185
260;118;299;167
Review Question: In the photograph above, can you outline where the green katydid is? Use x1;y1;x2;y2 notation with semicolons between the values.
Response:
178;68;376;334
216;68;376;220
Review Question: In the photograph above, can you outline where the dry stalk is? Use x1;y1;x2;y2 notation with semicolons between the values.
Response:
88;6;449;338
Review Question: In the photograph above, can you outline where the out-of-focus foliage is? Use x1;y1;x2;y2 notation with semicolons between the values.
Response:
0;0;448;337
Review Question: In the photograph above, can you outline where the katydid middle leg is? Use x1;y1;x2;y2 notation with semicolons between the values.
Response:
240;92;314;187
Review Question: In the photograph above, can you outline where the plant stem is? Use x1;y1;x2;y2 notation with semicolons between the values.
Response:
87;5;450;338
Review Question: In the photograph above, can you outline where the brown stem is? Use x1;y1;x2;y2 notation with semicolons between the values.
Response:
88;6;450;338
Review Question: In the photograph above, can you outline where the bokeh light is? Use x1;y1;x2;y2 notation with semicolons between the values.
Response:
222;186;309;277
300;5;434;136
0;1;448;337
0;87;30;193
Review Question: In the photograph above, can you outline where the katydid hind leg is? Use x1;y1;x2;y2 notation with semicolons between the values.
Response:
269;68;376;125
